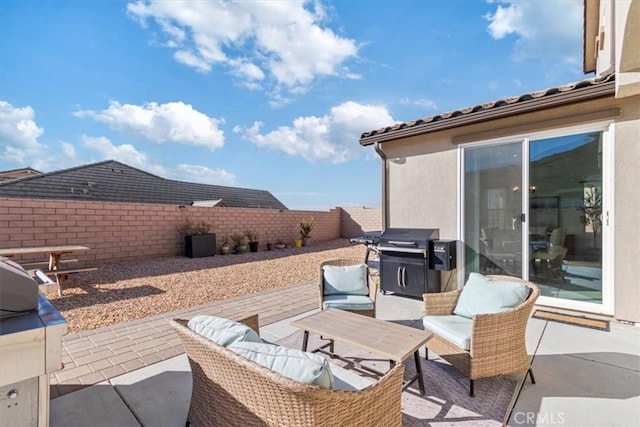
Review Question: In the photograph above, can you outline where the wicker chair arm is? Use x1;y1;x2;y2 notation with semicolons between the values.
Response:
470;288;539;359
237;314;260;335
368;272;379;302
423;289;462;315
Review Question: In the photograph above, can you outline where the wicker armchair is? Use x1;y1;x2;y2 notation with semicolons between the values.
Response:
422;275;540;396
172;314;403;426
318;258;378;317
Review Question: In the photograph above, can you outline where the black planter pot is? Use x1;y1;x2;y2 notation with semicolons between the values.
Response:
185;233;216;258
249;241;259;252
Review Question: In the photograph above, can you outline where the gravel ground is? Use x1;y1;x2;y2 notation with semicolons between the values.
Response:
49;239;365;333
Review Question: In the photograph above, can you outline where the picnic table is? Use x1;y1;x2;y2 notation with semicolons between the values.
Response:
0;245;96;296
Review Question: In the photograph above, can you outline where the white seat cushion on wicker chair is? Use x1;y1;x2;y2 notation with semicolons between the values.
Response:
187;315;262;347
228;341;335;389
422;315;473;350
322;294;374;311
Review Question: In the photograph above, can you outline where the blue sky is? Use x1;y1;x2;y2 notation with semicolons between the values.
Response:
0;0;588;210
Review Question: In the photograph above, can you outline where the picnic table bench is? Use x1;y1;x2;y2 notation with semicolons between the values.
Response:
0;245;96;297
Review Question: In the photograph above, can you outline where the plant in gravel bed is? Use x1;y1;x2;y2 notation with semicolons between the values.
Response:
231;233;248;253
179;220;216;258
245;230;260;252
299;218;314;246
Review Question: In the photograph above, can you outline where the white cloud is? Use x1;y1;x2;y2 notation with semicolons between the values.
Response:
485;0;582;65
127;0;358;94
81;135;158;172
169;164;237;186
61;142;77;159
399;97;438;110
0;100;46;163
74;101;225;151
81;135;235;185
235;101;395;163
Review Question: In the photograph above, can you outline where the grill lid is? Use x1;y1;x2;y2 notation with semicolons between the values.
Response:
378;228;439;255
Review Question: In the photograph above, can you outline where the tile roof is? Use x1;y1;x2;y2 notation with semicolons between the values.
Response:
360;73;616;145
0;160;288;209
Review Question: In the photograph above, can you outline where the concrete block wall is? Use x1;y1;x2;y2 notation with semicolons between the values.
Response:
340;206;382;237
0;198;343;266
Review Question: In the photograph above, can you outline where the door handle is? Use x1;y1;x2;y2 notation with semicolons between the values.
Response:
402;267;407;287
397;266;402;288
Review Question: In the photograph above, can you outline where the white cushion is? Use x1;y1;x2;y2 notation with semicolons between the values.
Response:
322;294;374;311
323;264;369;296
423;315;473;350
187;315;261;347
228;341;334;389
453;273;529;319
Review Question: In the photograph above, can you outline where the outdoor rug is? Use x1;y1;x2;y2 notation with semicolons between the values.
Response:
276;331;518;426
532;309;610;331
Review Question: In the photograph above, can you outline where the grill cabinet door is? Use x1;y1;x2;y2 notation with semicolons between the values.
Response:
380;252;429;298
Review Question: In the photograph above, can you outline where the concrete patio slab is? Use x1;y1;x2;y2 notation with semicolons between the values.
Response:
509;321;640;426
50;381;140;427
110;355;191;427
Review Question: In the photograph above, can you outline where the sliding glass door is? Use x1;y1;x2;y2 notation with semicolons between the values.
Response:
463;142;523;278
461;126;610;313
528;131;604;306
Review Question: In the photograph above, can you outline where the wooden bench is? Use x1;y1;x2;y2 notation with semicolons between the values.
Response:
21;259;79;268
29;266;98;297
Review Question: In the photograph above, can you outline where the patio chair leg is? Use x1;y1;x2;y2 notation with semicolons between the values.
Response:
469;379;474;397
425;348;428;360
528;368;536;384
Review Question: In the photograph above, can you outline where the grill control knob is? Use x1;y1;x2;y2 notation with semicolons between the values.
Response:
8;389;18;399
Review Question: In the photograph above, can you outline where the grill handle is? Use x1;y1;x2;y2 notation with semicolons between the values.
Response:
396;266;407;287
387;240;417;247
378;247;427;256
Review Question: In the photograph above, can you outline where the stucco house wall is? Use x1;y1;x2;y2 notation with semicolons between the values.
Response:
377;93;639;323
611;96;640;322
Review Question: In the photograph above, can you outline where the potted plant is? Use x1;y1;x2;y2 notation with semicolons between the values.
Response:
299;218;314;246
577;185;602;261
231;233;247;253
274;239;286;249
245;230;259;252
220;237;231;255
265;233;274;251
180;220;216;258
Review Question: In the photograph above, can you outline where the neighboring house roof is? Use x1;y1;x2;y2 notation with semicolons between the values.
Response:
360;74;616;146
0;167;42;182
0;160;288;209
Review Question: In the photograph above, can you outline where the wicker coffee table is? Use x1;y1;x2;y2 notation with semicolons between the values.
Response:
291;308;432;395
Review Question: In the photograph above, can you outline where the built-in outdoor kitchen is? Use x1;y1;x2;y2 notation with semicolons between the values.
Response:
0;257;67;427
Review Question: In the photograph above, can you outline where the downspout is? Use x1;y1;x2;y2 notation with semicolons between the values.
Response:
374;141;388;230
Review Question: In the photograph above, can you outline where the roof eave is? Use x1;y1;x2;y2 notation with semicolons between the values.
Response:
359;79;615;146
583;0;599;74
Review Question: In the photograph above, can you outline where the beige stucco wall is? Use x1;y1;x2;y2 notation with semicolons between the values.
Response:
612;95;640;322
385;135;458;239
376;94;640;322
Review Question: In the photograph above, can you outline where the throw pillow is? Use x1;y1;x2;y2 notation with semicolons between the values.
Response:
187;315;261;347
228;341;335;389
323;263;369;296
453;273;530;319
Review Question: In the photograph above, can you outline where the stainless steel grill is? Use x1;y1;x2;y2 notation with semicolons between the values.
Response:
378;228;441;298
0;258;67;427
